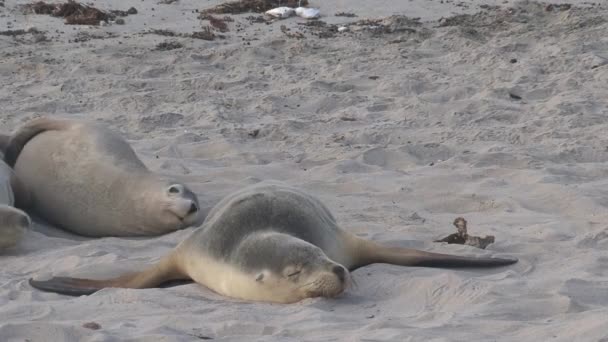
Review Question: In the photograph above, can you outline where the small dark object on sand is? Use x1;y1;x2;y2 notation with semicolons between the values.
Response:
545;4;571;11
509;92;522;100
335;12;357;17
280;25;305;39
0;27;41;36
191;27;215;40
246;15;267;23
434;217;495;249
149;29;177;37
146;28;219;41
110;8;135;17
199;14;229;32
155;40;183;51
200;0;307;15
82;322;101;330
248;129;260;138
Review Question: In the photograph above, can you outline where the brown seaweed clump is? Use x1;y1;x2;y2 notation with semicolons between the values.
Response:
23;0;126;25
434;217;496;249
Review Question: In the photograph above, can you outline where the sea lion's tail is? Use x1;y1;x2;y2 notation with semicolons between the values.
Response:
29;254;187;296
4;117;71;167
348;237;518;270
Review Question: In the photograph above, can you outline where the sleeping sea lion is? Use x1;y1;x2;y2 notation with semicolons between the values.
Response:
4;117;200;237
29;182;517;303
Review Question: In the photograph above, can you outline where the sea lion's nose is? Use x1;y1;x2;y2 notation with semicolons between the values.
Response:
332;265;346;283
19;215;31;228
188;202;198;215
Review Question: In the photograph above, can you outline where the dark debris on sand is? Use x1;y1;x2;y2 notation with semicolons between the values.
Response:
154;40;183;51
353;16;423;34
434;217;495;250
22;0;136;25
0;27;48;43
191;27;217;40
110;6;138;17
0;27;41;36
437;2;549;28
71;31;117;43
280;25;304;39
146;26;219;41
200;0;307;15
82;322;102;330
297;20;338;38
294;16;426;39
148;29;178;37
335;12;357;17
245;15;268;24
199;14;230;32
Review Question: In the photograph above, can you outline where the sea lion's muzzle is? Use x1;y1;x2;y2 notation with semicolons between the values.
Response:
332;265;346;283
188;202;198;215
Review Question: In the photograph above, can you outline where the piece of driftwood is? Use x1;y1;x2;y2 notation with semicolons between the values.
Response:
434;217;495;249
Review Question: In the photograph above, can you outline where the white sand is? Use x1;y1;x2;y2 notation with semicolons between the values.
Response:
1;0;608;340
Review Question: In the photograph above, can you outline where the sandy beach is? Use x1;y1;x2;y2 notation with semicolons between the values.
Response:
1;0;608;340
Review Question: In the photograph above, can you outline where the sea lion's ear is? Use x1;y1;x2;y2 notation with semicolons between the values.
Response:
255;273;264;282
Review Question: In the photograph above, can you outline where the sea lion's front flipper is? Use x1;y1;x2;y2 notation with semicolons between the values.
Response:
347;236;518;270
379;248;519;268
29;253;187;296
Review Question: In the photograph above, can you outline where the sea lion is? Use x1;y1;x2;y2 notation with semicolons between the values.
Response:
4;117;200;237
0;157;31;250
29;182;518;303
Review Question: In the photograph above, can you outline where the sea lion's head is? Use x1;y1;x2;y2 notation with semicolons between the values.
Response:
163;183;200;225
237;232;349;303
142;182;200;233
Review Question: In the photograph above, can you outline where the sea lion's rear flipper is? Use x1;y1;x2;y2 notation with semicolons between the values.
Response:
4;117;72;167
29;254;187;296
349;238;518;270
29;277;105;296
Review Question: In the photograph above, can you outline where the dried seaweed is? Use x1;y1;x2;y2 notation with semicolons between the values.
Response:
23;0;136;25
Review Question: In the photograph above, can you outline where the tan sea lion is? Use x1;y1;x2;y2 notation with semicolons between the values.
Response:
0;156;31;250
4;117;200;237
29;182;518;303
